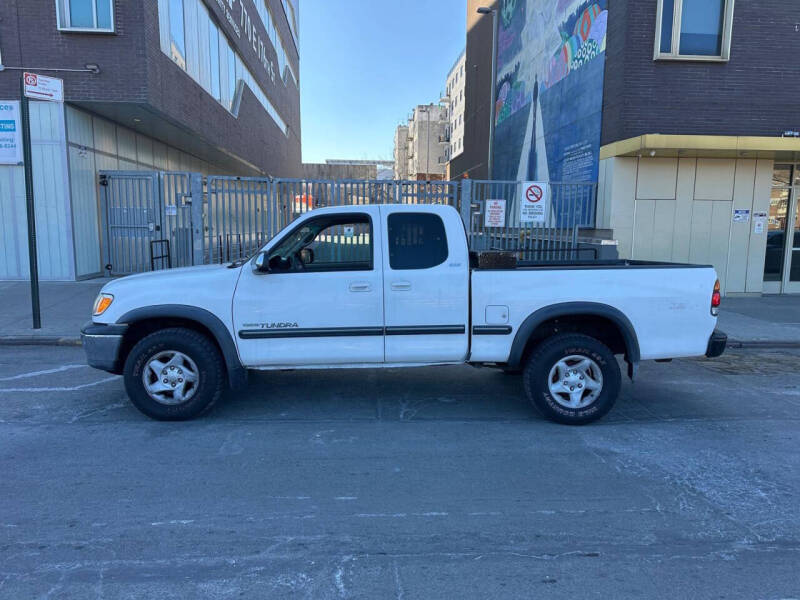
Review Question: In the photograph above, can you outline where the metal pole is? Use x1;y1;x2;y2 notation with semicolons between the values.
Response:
19;76;41;329
487;9;498;180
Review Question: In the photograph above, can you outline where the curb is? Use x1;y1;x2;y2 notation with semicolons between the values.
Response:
0;336;82;347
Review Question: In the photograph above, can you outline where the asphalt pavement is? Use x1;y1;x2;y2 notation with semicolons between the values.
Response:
1;345;799;598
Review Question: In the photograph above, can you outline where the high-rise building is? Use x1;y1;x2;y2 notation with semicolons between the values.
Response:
443;49;466;176
0;0;301;280
447;0;496;180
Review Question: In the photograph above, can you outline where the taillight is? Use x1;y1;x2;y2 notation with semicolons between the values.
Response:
711;279;721;316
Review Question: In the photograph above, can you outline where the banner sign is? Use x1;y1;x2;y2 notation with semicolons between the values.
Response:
0;101;22;164
520;181;549;223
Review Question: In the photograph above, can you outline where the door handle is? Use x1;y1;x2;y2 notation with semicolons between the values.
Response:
349;282;371;292
391;281;412;291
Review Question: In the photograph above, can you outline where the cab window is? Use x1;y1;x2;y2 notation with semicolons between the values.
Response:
387;213;448;270
268;214;372;272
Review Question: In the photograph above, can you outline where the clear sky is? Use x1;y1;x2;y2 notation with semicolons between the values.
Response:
299;0;467;164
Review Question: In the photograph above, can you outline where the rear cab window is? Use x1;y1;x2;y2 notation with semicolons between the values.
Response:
387;213;448;270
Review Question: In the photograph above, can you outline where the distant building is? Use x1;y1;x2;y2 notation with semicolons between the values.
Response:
393;125;410;179
395;104;449;181
448;0;495;180
443;49;466;177
302;159;394;180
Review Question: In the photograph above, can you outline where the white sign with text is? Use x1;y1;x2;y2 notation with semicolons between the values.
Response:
484;199;506;228
520;181;550;224
23;73;64;102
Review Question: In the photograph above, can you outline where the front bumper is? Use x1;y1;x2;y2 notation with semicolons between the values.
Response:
81;321;128;373
706;329;727;358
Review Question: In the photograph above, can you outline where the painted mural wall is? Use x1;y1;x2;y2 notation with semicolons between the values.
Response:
492;0;608;185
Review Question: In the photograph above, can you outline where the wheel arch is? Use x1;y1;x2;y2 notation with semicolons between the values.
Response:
507;302;641;378
117;305;247;390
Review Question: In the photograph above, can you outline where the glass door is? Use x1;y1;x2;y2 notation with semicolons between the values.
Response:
764;164;800;294
786;165;800;293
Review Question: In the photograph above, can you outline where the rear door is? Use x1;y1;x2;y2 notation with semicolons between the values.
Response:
381;206;469;363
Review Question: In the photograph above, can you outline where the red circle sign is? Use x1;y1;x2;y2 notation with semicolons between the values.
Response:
24;73;37;86
525;185;543;203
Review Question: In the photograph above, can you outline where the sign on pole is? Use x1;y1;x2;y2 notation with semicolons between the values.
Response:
520;181;550;224
23;72;64;102
484;199;506;228
0;101;22;164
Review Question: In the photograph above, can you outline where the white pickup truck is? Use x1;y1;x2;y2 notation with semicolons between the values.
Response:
82;204;726;425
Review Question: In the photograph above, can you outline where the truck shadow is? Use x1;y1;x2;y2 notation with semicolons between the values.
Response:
214;365;539;422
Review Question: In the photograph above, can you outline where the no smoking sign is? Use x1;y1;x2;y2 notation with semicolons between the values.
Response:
520;181;549;224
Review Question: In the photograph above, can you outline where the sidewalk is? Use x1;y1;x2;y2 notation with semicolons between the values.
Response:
0;280;105;345
0;279;798;348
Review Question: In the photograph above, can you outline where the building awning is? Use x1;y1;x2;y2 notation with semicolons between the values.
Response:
600;134;800;161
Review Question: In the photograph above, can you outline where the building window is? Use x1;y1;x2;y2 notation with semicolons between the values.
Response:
157;0;288;135
168;0;185;68
56;0;114;32
655;0;734;61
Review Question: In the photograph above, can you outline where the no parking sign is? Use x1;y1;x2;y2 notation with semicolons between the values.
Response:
520;181;549;224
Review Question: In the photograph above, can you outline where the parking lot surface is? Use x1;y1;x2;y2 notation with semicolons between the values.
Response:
1;345;799;598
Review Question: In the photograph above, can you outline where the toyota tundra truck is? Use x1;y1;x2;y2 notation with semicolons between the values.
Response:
82;203;727;425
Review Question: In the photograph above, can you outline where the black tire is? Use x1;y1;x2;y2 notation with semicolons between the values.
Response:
123;327;225;421
523;333;621;425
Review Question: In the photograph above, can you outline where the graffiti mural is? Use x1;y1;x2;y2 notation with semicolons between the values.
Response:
492;0;608;189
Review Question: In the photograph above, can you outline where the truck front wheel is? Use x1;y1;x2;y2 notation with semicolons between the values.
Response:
523;333;621;425
123;327;225;421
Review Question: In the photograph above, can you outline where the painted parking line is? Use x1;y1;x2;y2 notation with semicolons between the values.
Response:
0;364;88;382
0;376;119;393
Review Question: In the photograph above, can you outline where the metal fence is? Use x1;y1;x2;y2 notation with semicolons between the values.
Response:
98;171;596;275
468;181;598;262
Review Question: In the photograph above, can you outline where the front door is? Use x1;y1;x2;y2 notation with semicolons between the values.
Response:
764;164;800;294
233;208;384;366
381;206;470;363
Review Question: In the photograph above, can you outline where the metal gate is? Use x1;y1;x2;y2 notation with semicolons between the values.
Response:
99;171;596;274
100;172;163;276
99;171;200;275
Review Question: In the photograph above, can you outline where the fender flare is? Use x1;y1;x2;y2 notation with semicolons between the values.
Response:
507;302;641;377
117;304;248;390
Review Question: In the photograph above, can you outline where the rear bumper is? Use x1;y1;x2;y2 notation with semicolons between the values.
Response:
81;321;127;373
706;329;727;358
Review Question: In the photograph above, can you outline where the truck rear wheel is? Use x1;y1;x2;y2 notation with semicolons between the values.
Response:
523;333;620;425
123;327;225;421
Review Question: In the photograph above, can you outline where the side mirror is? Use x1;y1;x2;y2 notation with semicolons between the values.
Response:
253;252;270;273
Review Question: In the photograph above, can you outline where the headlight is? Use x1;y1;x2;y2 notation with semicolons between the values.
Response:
93;293;114;316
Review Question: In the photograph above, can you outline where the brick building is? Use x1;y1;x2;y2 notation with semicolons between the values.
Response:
596;0;800;295
460;0;800;294
0;0;300;280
